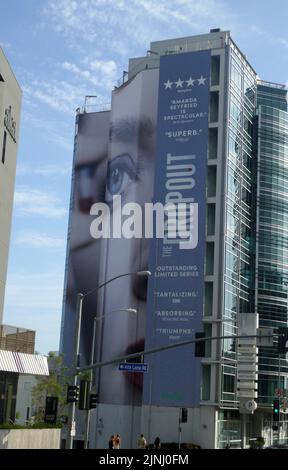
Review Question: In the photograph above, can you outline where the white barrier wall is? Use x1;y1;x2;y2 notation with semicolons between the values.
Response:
0;429;61;449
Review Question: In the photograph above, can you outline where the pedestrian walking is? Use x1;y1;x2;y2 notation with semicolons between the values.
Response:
154;436;161;449
113;434;121;449
137;433;147;449
108;435;114;450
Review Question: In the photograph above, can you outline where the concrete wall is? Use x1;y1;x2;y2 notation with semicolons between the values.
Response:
89;403;217;449
0;428;60;449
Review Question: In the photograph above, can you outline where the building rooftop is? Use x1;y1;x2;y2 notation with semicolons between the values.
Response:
0;349;49;376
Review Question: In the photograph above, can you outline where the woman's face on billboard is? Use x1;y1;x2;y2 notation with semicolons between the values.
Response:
106;116;156;301
98;116;156;402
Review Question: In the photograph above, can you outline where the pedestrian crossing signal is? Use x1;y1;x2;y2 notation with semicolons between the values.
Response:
273;399;280;421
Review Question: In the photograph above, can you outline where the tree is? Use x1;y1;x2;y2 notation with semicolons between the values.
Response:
32;352;71;423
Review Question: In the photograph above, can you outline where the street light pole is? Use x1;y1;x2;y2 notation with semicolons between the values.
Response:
65;292;84;450
83;308;137;449
278;355;281;444
83;316;97;450
65;270;151;449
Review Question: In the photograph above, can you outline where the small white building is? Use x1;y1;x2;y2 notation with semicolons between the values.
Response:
0;349;49;424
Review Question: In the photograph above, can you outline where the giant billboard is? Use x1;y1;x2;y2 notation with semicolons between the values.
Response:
143;50;210;407
61;68;160;406
61;50;210;408
95;68;159;406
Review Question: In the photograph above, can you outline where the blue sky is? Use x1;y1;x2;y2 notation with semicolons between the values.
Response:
1;0;288;355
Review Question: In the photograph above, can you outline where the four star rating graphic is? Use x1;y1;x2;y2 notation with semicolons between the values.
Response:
164;76;207;89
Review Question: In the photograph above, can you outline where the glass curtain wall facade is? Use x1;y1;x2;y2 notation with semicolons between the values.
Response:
222;44;257;407
216;42;257;449
256;84;288;407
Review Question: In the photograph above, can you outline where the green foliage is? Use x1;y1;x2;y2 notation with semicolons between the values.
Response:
78;370;91;381
31;352;71;423
250;436;265;449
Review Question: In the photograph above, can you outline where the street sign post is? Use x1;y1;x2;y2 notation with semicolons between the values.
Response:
118;362;148;372
70;420;76;437
239;398;258;414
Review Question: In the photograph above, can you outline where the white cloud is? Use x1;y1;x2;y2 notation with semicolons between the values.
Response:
4;270;64;354
23;79;93;115
22;71;110;115
38;0;234;116
279;38;288;48
14;187;67;219
4;270;64;310
0;40;12;51
62;61;97;84
249;26;288;52
17;163;71;177
61;58;117;92
21;110;73;151
23;80;82;115
44;0;234;50
15;231;65;248
88;59;117;76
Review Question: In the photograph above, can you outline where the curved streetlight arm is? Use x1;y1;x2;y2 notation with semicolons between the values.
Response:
82;270;151;299
93;308;137;323
89;308;137;371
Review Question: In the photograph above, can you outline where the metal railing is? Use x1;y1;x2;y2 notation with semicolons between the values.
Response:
257;79;287;90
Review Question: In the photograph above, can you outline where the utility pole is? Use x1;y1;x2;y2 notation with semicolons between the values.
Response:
178;408;182;450
83;316;97;449
65;293;83;449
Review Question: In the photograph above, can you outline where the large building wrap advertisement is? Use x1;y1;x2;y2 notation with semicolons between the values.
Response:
95;68;159;406
62;69;160;407
61;51;210;409
61;111;110;367
143;50;211;407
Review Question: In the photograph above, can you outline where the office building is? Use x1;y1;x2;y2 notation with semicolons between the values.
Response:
61;30;288;448
0;50;49;428
0;48;22;322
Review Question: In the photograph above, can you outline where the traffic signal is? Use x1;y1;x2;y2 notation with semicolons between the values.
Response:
78;380;90;410
89;393;98;409
181;408;188;423
66;385;80;403
195;332;206;357
273;399;280;421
